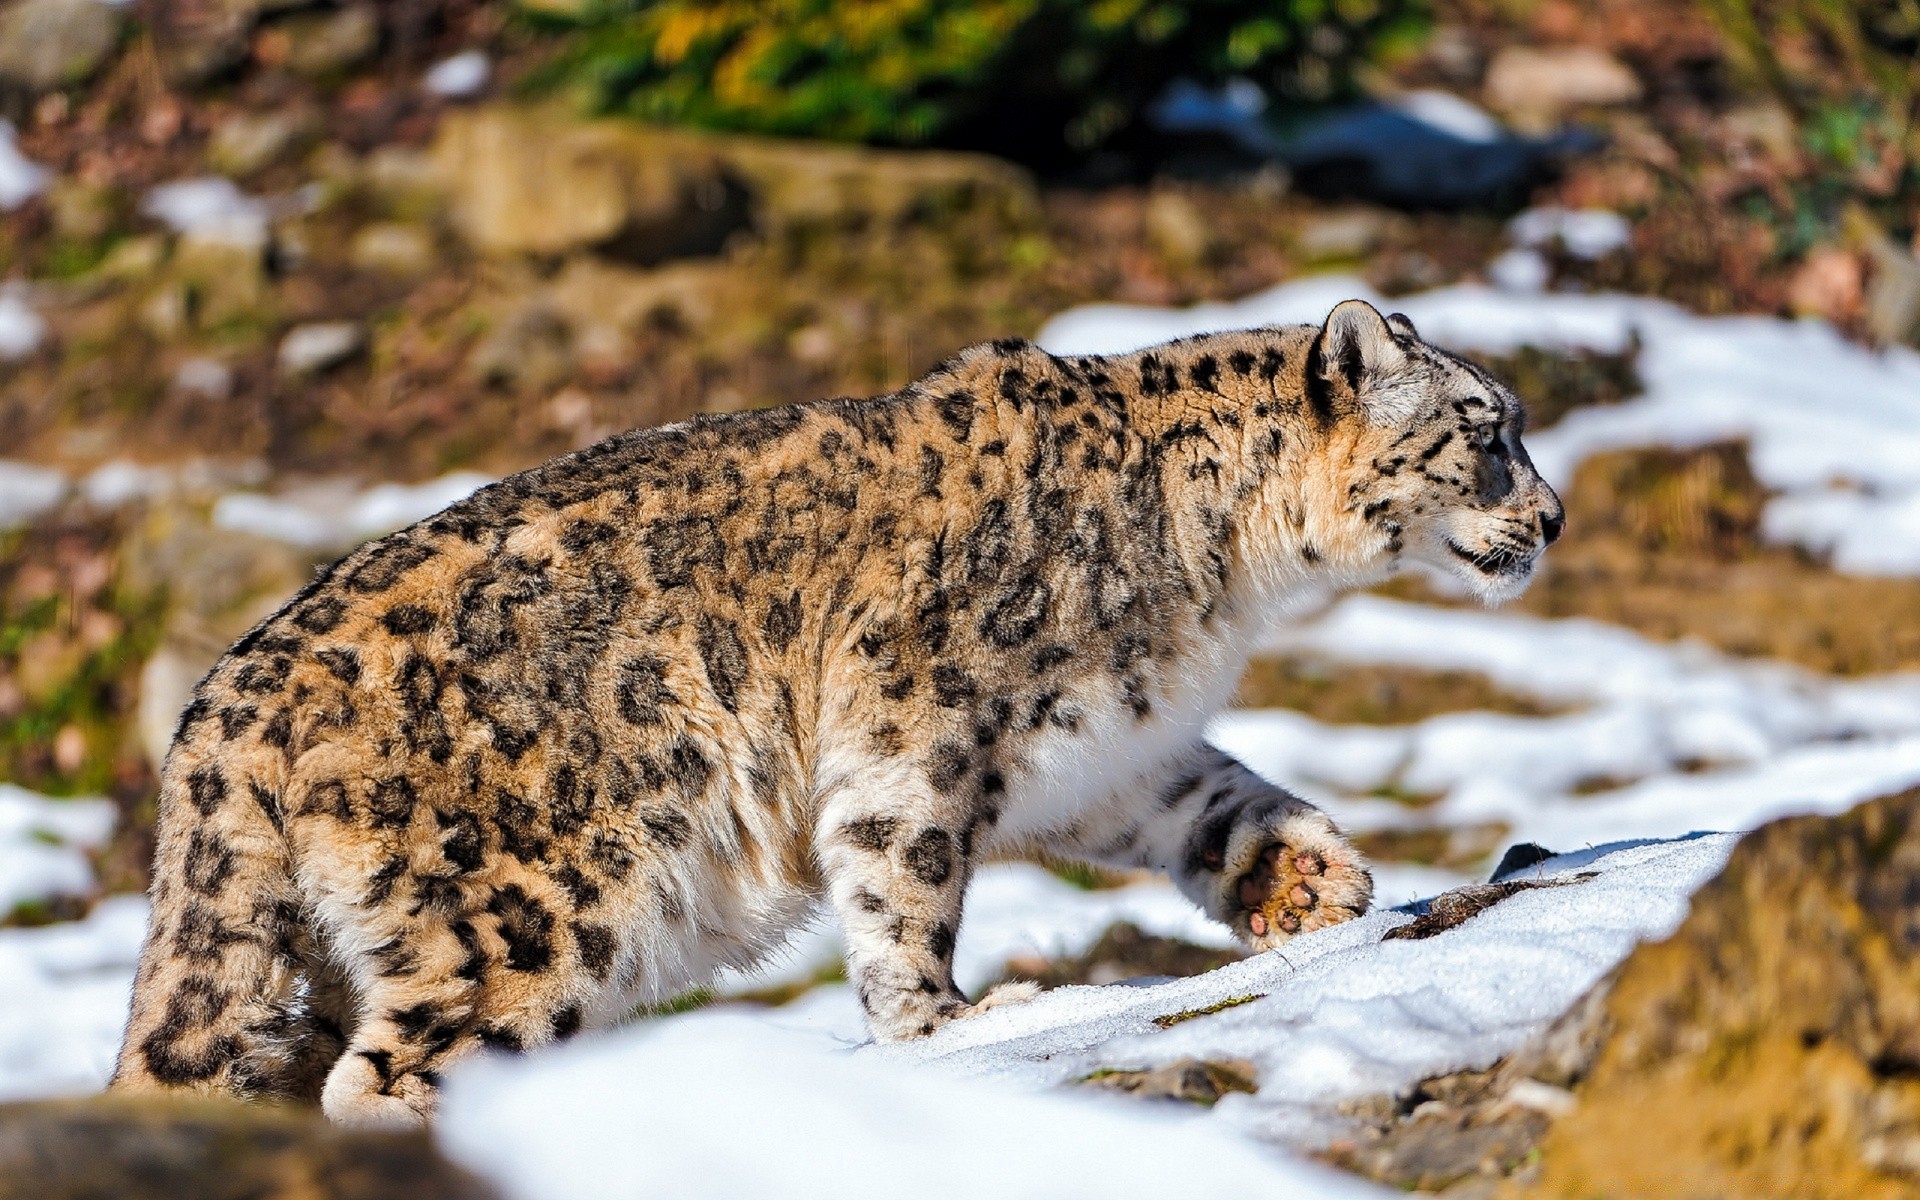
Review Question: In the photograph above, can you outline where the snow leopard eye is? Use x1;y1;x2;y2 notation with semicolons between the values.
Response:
1476;424;1502;451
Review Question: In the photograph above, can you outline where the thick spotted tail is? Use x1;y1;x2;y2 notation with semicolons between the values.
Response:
109;717;335;1101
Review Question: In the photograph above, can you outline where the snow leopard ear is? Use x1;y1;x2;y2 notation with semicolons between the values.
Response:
1311;300;1413;423
1385;312;1419;341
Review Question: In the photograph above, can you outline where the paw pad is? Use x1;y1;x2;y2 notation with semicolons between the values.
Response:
1236;841;1361;940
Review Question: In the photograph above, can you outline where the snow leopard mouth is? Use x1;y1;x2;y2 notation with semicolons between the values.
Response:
1445;539;1533;577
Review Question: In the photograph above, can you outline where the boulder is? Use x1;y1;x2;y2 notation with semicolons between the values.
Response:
207;108;320;178
349;221;437;276
150;0;261;84
429;105;1039;260
715;131;1039;235
1484;46;1641;130
1521;787;1920;1198
277;320;365;376
0;0;121;94
0;1095;500;1200
275;4;377;77
430;107;748;261
1143;190;1212;267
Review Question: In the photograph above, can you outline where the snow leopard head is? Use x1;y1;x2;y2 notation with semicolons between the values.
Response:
1311;299;1564;602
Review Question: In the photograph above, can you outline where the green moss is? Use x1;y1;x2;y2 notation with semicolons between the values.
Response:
1046;860;1110;891
1152;993;1265;1028
631;987;716;1019
0;564;166;797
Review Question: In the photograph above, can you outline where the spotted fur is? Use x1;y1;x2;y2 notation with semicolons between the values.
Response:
110;300;1561;1126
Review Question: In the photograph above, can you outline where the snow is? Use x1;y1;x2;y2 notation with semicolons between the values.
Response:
0;123;47;211
0;283;46;360
0;458;67;529
424;50;490;98
1508;207;1633;259
141;177;271;248
1039;273;1920;577
1390;90;1504;143
874;836;1734;1148
1486;247;1549;292
0;785;116;919
1204;594;1920;852
439;1009;1397;1200
0;896;147;1101
211;471;494;551
435;834;1730;1198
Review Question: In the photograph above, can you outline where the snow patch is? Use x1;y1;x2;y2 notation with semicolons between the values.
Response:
425;50;490;98
1508;207;1633;259
0;459;67;530
437;1010;1397;1200
0;896;147;1101
0;785;116;918
141;177;270;248
0;283;47;360
1390;90;1504;143
873;836;1735;1147
211;471;494;551
0;123;48;211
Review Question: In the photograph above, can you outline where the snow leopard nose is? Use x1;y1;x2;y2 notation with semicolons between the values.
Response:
1539;509;1564;546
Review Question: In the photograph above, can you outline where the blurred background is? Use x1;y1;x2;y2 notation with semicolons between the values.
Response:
1;3;1920;1187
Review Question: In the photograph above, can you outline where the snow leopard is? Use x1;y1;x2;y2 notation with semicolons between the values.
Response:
110;299;1563;1126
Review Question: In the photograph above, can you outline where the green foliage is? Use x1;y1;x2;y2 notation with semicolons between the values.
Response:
1703;0;1920;247
1703;0;1919;116
524;0;1429;161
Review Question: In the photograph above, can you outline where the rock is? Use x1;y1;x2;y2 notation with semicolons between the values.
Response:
1867;248;1920;347
1296;208;1391;263
150;0;260;84
467;302;572;393
207;108;319;178
1080;1059;1259;1107
544;256;732;342
0;0;122;94
122;502;307;769
1489;842;1558;881
277;321;365;376
94;235;167;284
1143;190;1212;266
716;132;1039;235
44;178;120;241
430;105;1039;261
349;221;436;276
1385;875;1595;942
999;921;1243;990
1521;787;1920;1199
275;4;378;77
171;234;270;329
431;107;748;261
1484;46;1642;130
170;355;234;400
0;1095;501;1200
1786;245;1865;323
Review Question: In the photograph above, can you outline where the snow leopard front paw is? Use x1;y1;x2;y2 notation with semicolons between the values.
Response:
1219;809;1372;950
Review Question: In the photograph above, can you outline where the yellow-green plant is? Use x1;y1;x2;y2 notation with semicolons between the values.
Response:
526;0;1428;160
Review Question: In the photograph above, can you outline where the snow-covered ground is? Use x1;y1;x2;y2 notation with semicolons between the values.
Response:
435;835;1729;1200
2;246;1919;1196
